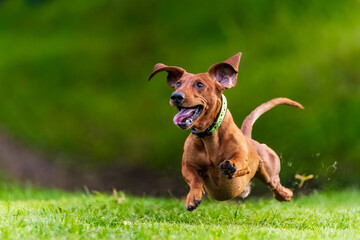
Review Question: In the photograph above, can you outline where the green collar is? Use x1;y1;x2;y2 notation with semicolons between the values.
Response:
191;94;227;138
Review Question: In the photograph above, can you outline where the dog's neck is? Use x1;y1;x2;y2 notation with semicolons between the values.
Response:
199;109;235;156
191;95;227;138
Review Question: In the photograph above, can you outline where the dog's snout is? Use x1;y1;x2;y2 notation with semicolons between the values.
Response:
171;92;185;104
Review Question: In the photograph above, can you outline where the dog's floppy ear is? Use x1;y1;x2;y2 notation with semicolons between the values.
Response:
208;52;242;89
148;63;186;88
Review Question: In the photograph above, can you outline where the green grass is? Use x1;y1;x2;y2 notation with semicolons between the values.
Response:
0;185;359;239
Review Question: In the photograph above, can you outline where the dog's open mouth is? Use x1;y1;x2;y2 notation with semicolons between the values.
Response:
173;105;204;129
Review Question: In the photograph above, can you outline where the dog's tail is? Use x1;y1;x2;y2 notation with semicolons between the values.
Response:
241;98;304;138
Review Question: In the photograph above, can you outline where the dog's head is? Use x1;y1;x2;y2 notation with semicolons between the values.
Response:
148;52;242;132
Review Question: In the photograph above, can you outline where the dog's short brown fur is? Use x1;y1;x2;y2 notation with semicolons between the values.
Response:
149;52;303;211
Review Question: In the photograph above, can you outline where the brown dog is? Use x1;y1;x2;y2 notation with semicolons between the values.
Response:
148;52;303;211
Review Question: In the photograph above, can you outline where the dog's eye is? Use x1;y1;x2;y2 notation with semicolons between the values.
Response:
176;82;181;88
196;82;204;88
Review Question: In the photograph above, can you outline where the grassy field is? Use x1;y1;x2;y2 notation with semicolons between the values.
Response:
0;185;359;239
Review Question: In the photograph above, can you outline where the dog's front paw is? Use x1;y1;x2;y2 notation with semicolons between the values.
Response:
186;188;203;211
219;160;237;179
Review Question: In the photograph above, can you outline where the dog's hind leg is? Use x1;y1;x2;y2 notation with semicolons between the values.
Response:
252;141;293;201
238;182;252;199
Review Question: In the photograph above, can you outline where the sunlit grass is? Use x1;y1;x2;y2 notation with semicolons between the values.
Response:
0;185;359;239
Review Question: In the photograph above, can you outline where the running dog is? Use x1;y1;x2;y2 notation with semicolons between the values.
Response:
148;52;303;211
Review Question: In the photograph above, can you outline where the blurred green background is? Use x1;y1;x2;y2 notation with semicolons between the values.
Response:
0;0;359;193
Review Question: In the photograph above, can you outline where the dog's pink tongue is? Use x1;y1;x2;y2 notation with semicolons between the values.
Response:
173;108;195;125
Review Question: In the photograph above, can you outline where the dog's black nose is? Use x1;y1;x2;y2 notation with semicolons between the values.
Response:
171;92;185;104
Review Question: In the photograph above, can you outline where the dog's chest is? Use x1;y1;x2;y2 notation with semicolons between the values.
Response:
196;146;256;201
196;150;228;170
200;166;251;201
